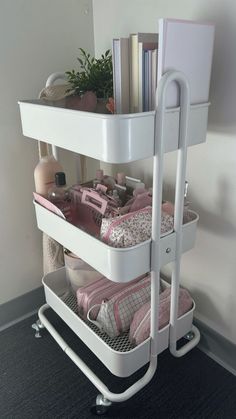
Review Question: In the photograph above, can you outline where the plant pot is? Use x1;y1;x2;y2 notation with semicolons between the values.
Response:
65;91;97;112
95;98;110;114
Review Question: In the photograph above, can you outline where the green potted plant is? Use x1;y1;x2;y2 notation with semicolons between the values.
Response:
65;48;114;113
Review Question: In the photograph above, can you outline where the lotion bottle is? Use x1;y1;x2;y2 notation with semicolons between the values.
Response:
34;154;63;197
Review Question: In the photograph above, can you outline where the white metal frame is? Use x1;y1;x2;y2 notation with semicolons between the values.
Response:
45;72;66;160
35;70;200;404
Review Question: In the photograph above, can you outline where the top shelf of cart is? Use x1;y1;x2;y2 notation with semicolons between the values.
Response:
18;99;209;164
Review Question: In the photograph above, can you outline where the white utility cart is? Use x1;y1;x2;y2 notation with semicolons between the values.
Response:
18;68;208;414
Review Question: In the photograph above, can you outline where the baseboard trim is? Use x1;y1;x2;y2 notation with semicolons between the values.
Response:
194;318;236;376
0;286;45;331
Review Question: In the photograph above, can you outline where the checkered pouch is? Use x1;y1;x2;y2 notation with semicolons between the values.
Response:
87;275;151;338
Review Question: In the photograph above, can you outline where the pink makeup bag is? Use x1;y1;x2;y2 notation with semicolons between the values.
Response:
87;275;152;338
76;275;145;320
100;206;174;248
129;287;193;346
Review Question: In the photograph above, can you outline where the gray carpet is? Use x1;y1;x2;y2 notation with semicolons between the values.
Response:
0;308;236;419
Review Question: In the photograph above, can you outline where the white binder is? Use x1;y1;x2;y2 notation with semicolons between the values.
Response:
158;18;215;107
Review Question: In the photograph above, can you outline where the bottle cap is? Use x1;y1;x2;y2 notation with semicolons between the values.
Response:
55;172;66;186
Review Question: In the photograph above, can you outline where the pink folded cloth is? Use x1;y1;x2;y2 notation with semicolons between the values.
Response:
129;287;193;346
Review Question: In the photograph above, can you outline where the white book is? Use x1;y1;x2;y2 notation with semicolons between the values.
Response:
138;37;158;112
112;37;130;114
148;50;153;111
138;42;144;112
151;49;158;110
157;18;215;107
130;32;158;113
143;50;149;112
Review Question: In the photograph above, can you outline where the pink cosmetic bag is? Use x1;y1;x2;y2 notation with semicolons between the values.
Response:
129;287;193;346
68;184;119;236
123;190;153;213
100;206;174;248
87;275;152;338
76;275;144;320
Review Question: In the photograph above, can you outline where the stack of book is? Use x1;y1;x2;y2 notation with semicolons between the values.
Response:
112;33;158;114
112;19;215;115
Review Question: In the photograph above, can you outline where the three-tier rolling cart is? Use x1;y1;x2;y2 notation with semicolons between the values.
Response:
18;67;210;414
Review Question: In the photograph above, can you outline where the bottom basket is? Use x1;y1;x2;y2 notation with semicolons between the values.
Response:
42;267;195;377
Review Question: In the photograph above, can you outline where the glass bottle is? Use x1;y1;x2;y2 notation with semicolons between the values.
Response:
48;172;74;222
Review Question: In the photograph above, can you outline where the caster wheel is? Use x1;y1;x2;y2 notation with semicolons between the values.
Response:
32;319;45;338
184;330;195;341
91;394;112;416
90;404;109;415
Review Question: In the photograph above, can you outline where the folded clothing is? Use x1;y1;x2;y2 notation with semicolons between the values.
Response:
129;287;193;346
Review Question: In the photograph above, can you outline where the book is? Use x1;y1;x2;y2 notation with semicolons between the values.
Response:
148;49;153;111
157;18;215;107
112;37;130;114
138;40;158;112
151;49;158;110
140;47;158;112
143;50;149;112
130;33;158;113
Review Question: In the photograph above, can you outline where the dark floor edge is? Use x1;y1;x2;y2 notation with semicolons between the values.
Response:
0;286;45;331
194;318;236;376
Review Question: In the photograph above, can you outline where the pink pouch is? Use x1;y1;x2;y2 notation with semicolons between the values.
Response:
87;275;151;338
129;287;193;346
129;191;152;212
100;206;174;248
70;185;119;217
76;275;144;320
119;189;152;215
68;185;119;236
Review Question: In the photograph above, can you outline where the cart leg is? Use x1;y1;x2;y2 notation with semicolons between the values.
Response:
32;318;45;338
90;394;112;416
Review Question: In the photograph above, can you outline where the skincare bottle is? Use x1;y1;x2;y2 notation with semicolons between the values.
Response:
93;169;104;188
116;172;126;186
112;189;122;206
48;172;74;222
183;180;191;222
34;154;63;197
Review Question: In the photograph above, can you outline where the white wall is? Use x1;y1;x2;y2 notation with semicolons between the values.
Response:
93;0;236;344
0;0;94;304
